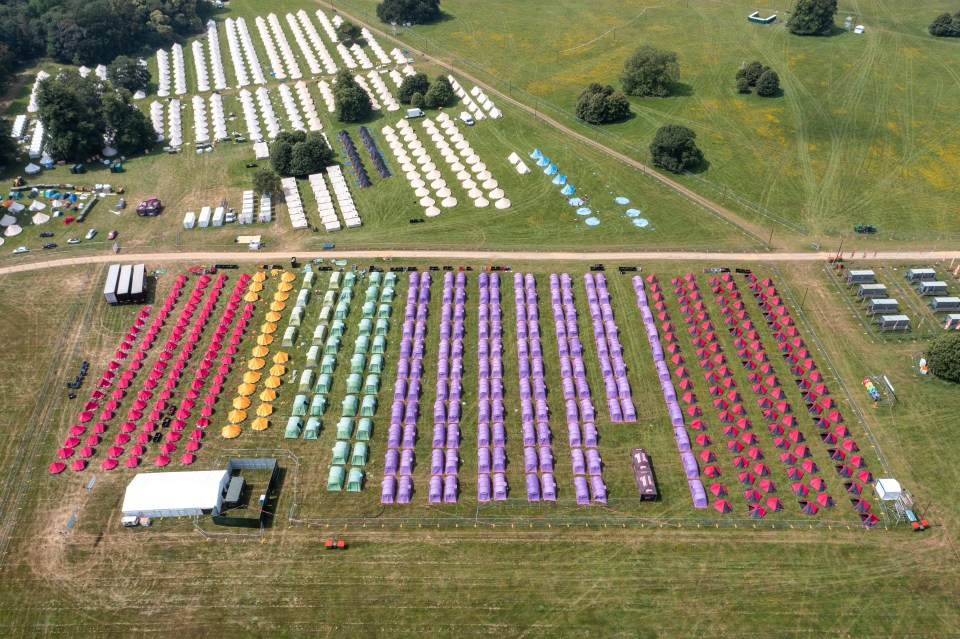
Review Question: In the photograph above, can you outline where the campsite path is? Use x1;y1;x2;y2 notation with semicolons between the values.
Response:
2;249;960;277
316;1;775;247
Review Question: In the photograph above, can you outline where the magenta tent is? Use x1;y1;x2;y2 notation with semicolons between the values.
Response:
180;453;195;465
56;447;74;459
131;444;146;456
154;455;170;467
114;433;131;445
136;433;151;444
93;422;107;434
125;456;140;468
69;425;86;436
63;436;81;448
78;446;95;458
49;462;66;474
185;440;200;452
101;458;119;470
71;459;87;472
85;435;100;446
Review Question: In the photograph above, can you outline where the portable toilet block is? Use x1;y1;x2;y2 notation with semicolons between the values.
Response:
198;206;212;228
212;206;225;227
182;211;196;229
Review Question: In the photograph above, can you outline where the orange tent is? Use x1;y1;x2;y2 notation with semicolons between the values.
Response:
221;424;241;438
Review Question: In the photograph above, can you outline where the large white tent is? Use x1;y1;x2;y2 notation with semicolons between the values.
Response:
121;470;230;517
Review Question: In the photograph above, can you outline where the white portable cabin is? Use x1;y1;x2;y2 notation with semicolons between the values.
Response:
905;268;936;282
917;281;948;296
944;314;960;330
857;283;887;299
866;298;899;315
846;270;875;285
182;211;196;229
212;206;225;227
929;297;960;312
198;206;212;228
875;314;910;332
259;194;273;222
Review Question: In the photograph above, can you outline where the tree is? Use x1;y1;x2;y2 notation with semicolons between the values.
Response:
619;45;680;97
397;72;431;104
574;83;632;124
736;77;751;94
335;20;363;45
108;55;151;93
102;88;156;153
649;124;703;173
376;0;441;25
423;75;455;108
927;332;960;383
269;131;335;177
332;71;372;122
410;91;425;109
755;69;781;97
929;12;960;37
252;168;282;198
736;60;766;87
36;71;105;161
787;0;838;36
0;118;17;165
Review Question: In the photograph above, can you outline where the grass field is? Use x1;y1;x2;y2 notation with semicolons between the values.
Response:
335;0;960;240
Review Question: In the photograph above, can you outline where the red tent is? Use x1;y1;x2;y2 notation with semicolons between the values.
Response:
753;463;771;477
101;458;119;470
154;455;170;467
779;453;798;466
809;477;827;492
694;434;712;447
713;500;733;514
815;493;834;508
747;447;764;460
686;406;703;417
851;498;870;513
740;432;759;445
709;483;727;497
698;450;717;463
791;482;809;496
49;462;66;474
738;471;756;485
759;479;776;493
765;497;784;512
56;447;74;459
727;440;744;453
844;481;862;495
125;456;140;468
704;465;721;478
801;460;819;473
743;489;762;504
732;456;748;469
794;445;812;459
799;500;819;515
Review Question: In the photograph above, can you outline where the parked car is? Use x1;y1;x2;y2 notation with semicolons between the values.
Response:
107;230;117;240
459;112;475;126
12;246;29;254
116;198;126;210
42;242;57;249
40;231;54;238
67;237;81;244
85;228;97;240
136;197;163;217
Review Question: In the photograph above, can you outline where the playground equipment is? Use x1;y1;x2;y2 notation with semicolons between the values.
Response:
862;378;880;401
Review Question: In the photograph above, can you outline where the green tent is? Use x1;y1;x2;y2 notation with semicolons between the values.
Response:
351;442;369;466
380;287;394;303
291;394;309;416
324;335;341;355
338;288;353;304
343;271;356;288
328;272;341;289
322;290;336;306
330;319;345;338
312;324;327;346
350;354;366;375
314;373;333;394
363;374;379;395
341;395;358;417
304;417;321;440
295;289;311;308
326;466;345;491
346;467;364;492
372;335;387;355
369;271;382;287
375;318;389;336
298;369;315;393
318;306;332;323
358;318;373;337
306;345;320;367
309;394;327;416
302;272;316;288
281;326;298;347
384;272;397;287
346;373;362;394
360;395;377;417
336;417;354;440
356;417;373;441
377;303;391;319
320;354;336;374
369;354;384;374
288;306;304;327
284;416;303;439
365;286;379;303
354;335;370;356
334;302;349;320
331;441;349;465
361;301;375;319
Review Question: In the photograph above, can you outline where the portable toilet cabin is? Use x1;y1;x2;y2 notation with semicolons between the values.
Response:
360;395;377;417
356;417;373;441
182;211;196;229
906;268;936;283
296;289;310;308
867;298;899;315
315;373;333;394
944;314;960;330
930;297;960;312
298;369;315;393
346;468;364;492
304;417;321;439
306;345;320;367
351;442;369;466
346;373;362;393
326;466;345;491
369;354;384;374
846;269;875;285
341;395;358;417
284;416;303;438
288;306;304;327
875;314;910;332
331;441;349;465
917;281;948;296
857;283;887;299
198;206;212;228
212;206;225;227
320;354;336;374
309;394;327;416
312;324;327;345
375;318;390;336
291;394;309;416
364;374;379;395
336;417;354;439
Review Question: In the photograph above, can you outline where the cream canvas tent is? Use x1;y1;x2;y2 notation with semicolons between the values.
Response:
121;470;230;517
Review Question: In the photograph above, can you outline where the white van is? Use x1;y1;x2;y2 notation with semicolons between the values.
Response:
405;108;424;119
459;112;475;126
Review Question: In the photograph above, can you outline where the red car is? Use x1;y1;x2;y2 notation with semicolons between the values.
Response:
107;230;118;240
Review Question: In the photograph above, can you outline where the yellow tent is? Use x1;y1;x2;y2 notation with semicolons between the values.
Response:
280;272;296;283
256;403;274;417
259;388;278;402
273;291;289;302
277;282;293;292
242;371;262;384
272;351;290;364
264;376;282;389
251;417;269;431
269;301;286;312
221;424;242;439
248;282;264;292
260;322;277;334
251;345;270;357
227;409;247;423
232;396;251;409
252;271;267;282
243;292;259;302
264;311;282;322
248;358;266;371
237;383;256;396
256;334;274;346
269;364;286;376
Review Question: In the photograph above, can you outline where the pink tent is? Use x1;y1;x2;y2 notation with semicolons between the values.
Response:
165;432;182;443
125;456;140;468
63;436;81;448
56;447;74;459
69;425;86;436
154;455;170;467
180;453;195;465
71;459;87;472
160;443;177;454
185;440;200;452
85;435;100;446
136;433;151;444
114;433;131;445
49;462;66;474
101;458;119;470
93;422;108;434
78;446;95;458
131;444;146;456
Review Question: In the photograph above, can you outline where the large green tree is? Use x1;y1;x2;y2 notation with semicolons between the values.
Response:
754;69;781;97
376;0;441;25
575;83;632;124
269;131;336;177
252;168;282;198
332;71;372;122
619;45;680;97
928;333;960;383
335;20;363;45
36;71;106;161
423;75;455;108
787;0;838;36
103;88;156;153
397;72;430;104
929;11;960;37
649;124;703;173
0;118;17;165
108;55;151;93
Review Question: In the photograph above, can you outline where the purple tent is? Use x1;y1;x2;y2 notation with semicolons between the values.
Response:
443;476;458;503
681;451;700;479
525;473;541;502
586;449;602;475
493;446;507;472
381;476;396;503
574;476;590;505
397;476;413;503
478;473;492;502
590;476;608;503
428;475;443;503
493;473;508;501
524;447;538;473
689;479;708;508
571;448;586;475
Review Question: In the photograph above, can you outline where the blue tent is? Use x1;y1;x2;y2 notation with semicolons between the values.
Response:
536;156;550;167
544;164;558;175
561;184;575;195
529;149;543;160
552;174;567;185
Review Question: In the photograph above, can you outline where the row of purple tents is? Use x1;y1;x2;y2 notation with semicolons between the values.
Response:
381;273;432;504
584;273;637;422
550;273;606;504
634;275;708;509
477;272;508;501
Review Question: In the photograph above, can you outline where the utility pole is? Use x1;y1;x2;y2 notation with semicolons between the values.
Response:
835;237;845;262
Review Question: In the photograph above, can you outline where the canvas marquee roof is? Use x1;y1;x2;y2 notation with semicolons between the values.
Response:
121;469;229;517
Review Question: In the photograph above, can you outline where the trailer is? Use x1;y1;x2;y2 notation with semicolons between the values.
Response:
103;264;121;304
944;314;960;330
905;268;937;283
182;211;196;229
917;281;948;296
846;269;876;285
212;206;225;227
875;314;910;332
929;297;960;312
198;206;212;228
866;298;899;315
129;264;146;303
857;283;887;299
115;265;133;304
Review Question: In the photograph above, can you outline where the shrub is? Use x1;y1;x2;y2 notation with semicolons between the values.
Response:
649;124;703;173
619;45;679;97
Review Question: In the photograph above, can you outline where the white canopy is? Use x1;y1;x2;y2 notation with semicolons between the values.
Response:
121;470;230;517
